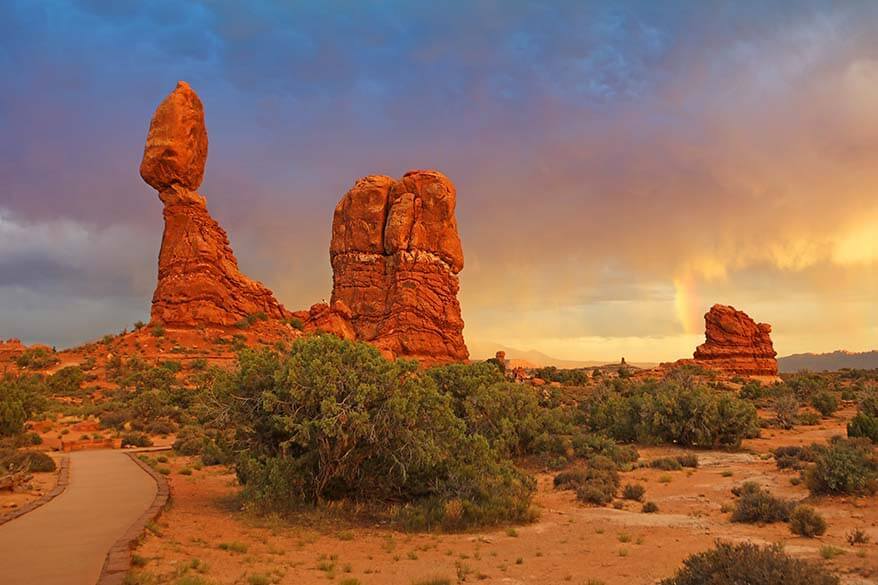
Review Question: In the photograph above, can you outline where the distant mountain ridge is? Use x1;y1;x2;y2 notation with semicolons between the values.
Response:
778;350;878;373
469;341;657;369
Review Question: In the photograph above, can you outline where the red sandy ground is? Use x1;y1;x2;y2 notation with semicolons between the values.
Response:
0;454;63;514
128;408;876;585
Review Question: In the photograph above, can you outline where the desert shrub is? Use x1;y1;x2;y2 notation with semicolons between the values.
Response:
570;432;639;466
789;506;827;537
99;407;131;430
847;412;878;443
121;432;153;448
622;483;645;501
847;394;878;443
189;358;208;371
810;391;838;417
739;380;765;401
532;366;591;386
847;528;870;545
172;425;228;466
584;380;758;448
648;455;697;471
804;437;878;495
773;393;799;430
15;348;59;370
796;410;821;426
773;445;815;470
642;501;659;513
730;482;794;523
554;456;619;506
48;366;84;396
649;457;682;471
146;420;176;435
659;541;839;585
858;393;878;417
0;449;56;473
427;362;573;458
207;337;535;529
0;375;48;437
783;373;831;402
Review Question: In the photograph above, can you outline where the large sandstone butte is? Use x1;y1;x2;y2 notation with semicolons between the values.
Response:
689;304;778;377
140;81;287;327
329;171;468;363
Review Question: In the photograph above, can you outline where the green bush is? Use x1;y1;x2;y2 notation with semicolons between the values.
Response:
660;542;838;585
773;445;815;470
804;437;878;495
789;506;827;537
0;449;56;473
730;482;794;524
848;412;878;443
622;483;645;501
554;456;619;506
810;391;838;417
121;432;153;448
649;457;682;471
584;380;758;448
48;366;84;396
172;426;228;466
206;337;535;529
642;501;659;513
428;362;561;457
739;381;765;401
773;393;799;430
0;375;48;437
15;348;59;370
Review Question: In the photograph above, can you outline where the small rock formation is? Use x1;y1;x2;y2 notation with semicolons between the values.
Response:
689;304;778;377
329;170;468;363
292;301;357;341
140;81;287;327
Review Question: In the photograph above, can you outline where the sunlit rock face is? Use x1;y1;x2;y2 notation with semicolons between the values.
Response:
141;81;286;327
330;170;468;364
691;304;778;377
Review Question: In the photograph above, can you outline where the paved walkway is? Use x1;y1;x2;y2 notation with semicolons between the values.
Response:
0;450;157;585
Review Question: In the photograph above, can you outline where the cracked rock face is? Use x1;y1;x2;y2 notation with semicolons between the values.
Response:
329;170;468;363
691;304;778;376
141;81;287;327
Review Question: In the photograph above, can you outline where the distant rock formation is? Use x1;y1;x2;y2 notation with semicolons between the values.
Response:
674;304;778;377
140;81;287;327
329;170;468;363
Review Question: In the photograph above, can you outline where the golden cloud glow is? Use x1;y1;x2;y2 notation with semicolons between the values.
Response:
833;216;878;265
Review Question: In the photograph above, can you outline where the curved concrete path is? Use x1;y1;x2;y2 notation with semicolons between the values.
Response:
0;450;157;585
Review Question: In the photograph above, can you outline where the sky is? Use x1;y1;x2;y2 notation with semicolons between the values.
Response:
0;0;876;362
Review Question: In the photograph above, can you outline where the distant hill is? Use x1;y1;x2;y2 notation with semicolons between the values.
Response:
778;350;878;373
468;341;657;369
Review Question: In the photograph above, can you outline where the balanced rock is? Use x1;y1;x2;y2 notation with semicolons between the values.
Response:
691;304;778;377
141;82;286;327
329;170;468;363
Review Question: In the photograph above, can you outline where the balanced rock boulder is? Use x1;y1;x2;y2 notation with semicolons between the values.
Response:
140;81;287;327
329;170;468;363
690;304;778;377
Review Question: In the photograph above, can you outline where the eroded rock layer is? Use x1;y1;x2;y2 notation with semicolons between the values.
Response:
330;170;468;363
691;304;778;377
141;82;286;327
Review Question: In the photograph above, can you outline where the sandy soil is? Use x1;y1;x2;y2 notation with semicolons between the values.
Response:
0;453;63;514
129;411;877;585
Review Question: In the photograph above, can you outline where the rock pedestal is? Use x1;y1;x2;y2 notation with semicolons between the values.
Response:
140;81;286;327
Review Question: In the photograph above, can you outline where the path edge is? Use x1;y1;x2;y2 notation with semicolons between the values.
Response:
96;451;171;585
0;455;70;526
